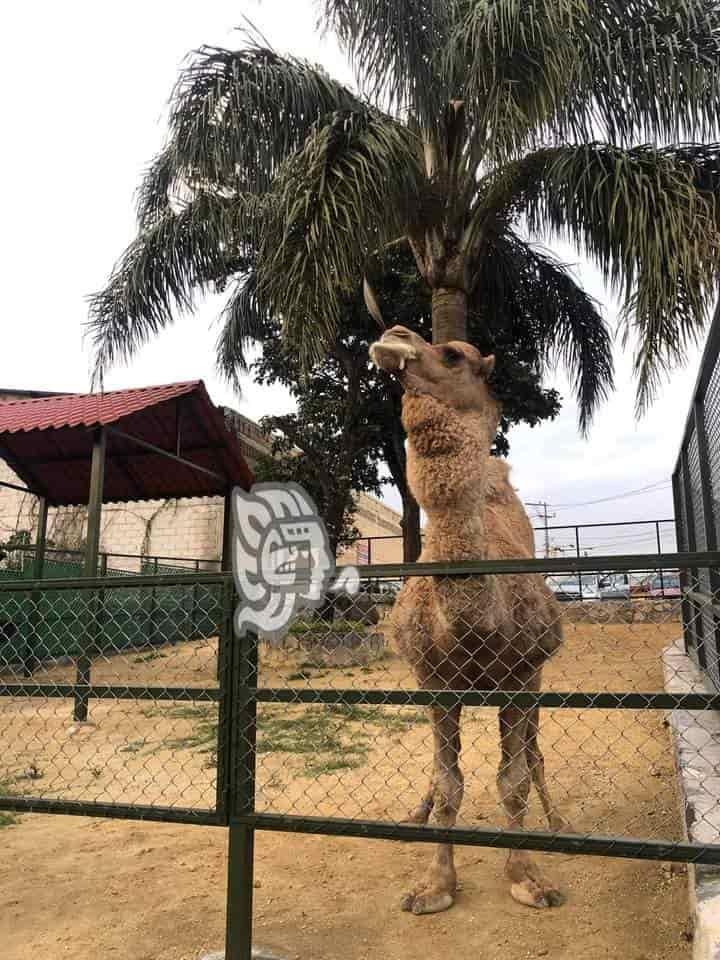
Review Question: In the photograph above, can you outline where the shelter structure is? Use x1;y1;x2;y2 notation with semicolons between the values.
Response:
0;380;254;717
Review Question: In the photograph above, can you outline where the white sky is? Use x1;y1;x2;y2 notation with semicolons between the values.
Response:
0;1;707;545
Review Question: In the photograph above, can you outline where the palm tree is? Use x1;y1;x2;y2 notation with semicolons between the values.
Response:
91;1;720;424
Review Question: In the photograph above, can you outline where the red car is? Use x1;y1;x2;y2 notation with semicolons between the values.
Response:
647;573;681;598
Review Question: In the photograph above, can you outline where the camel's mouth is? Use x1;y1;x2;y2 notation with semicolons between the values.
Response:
369;335;418;375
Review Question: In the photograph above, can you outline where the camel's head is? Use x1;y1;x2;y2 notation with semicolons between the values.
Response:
369;325;497;416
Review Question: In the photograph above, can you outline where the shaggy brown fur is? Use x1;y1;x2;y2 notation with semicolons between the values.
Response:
369;326;567;915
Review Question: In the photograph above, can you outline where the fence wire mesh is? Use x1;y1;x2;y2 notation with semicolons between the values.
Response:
0;575;226;817
240;562;717;856
1;560;719;862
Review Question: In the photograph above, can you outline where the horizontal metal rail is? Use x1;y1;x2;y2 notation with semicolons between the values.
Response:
0;570;230;591
246;687;720;711
0;796;220;826
236;814;720;865
0;551;714;593
0;683;221;701
686;589;720;617
3;683;717;711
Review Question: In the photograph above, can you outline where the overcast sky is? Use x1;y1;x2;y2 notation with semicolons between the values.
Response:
0;1;708;549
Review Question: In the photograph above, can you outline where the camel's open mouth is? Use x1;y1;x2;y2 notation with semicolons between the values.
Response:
369;334;418;375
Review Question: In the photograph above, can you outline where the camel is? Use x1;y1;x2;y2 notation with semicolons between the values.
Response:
369;325;567;915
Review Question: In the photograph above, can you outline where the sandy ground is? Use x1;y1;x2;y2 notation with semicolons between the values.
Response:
0;615;693;959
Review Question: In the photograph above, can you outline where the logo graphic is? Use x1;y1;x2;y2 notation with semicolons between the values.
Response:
231;482;360;636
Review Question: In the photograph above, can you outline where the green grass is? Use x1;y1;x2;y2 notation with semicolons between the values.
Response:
288;619;367;638
133;651;166;664
150;700;426;780
0;780;19;828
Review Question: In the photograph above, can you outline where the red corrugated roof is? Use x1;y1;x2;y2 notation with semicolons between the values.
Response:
0;381;254;505
0;381;199;434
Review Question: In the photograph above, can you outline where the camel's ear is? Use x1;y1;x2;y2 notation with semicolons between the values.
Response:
477;354;495;379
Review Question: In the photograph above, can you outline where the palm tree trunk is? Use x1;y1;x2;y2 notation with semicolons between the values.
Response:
431;288;467;343
401;491;422;562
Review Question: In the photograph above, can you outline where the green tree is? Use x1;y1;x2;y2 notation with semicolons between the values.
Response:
222;246;595;561
90;2;720;421
247;319;386;559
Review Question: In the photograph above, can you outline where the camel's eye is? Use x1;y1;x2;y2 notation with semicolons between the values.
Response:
443;346;462;366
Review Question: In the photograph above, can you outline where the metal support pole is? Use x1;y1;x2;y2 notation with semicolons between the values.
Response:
74;428;106;722
655;522;665;595
24;496;48;677
575;527;582;598
223;612;258;960
682;446;706;668
226;824;255;960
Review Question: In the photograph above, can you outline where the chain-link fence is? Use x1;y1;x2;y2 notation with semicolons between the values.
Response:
0;570;230;822
3;557;717;848
3;554;720;955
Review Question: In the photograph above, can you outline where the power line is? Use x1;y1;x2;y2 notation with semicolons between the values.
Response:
547;480;671;510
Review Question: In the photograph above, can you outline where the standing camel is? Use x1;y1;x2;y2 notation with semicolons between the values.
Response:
370;326;567;915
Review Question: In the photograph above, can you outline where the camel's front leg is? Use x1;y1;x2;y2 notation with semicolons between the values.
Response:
498;704;565;909
401;704;463;915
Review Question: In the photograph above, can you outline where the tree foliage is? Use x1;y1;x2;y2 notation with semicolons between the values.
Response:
89;3;720;420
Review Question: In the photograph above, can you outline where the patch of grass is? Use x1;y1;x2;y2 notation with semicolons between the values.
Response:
288;619;367;638
256;707;370;776
133;651;166;663
286;671;313;682
119;739;146;753
323;703;426;732
153;705;217;761
0;780;19;828
305;752;367;777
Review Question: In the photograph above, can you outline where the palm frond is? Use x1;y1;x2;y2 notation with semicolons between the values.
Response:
453;1;720;156
572;0;720;145
447;0;584;157
167;39;363;194
475;231;614;432
256;109;425;366
136;146;177;229
87;192;267;386
321;0;454;126
215;271;271;393
482;142;719;412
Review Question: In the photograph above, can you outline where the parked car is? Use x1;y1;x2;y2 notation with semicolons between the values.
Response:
580;576;599;601
647;573;681;598
549;577;584;602
598;574;631;600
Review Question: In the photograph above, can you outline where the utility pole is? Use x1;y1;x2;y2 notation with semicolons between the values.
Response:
525;501;556;558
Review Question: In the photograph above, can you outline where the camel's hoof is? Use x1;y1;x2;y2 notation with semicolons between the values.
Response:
548;815;574;834
400;890;455;915
510;880;565;909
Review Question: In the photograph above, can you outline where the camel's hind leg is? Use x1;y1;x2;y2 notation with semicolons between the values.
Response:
498;704;565;909
401;704;463;915
526;704;571;832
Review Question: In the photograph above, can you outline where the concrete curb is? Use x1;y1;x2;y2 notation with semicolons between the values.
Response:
663;639;720;959
199;948;287;960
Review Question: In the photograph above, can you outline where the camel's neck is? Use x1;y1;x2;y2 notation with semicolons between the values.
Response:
402;393;495;562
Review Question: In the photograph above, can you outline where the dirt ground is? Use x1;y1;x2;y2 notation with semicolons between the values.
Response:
0;617;693;959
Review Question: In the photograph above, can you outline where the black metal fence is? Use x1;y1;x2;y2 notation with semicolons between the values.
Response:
340;518;677;566
1;553;719;958
673;306;720;690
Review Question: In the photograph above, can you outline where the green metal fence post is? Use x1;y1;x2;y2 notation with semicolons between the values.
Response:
148;558;159;649
74;428;106;722
225;630;258;960
694;397;720;677
24;496;48;677
655;521;665;595
192;558;200;635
